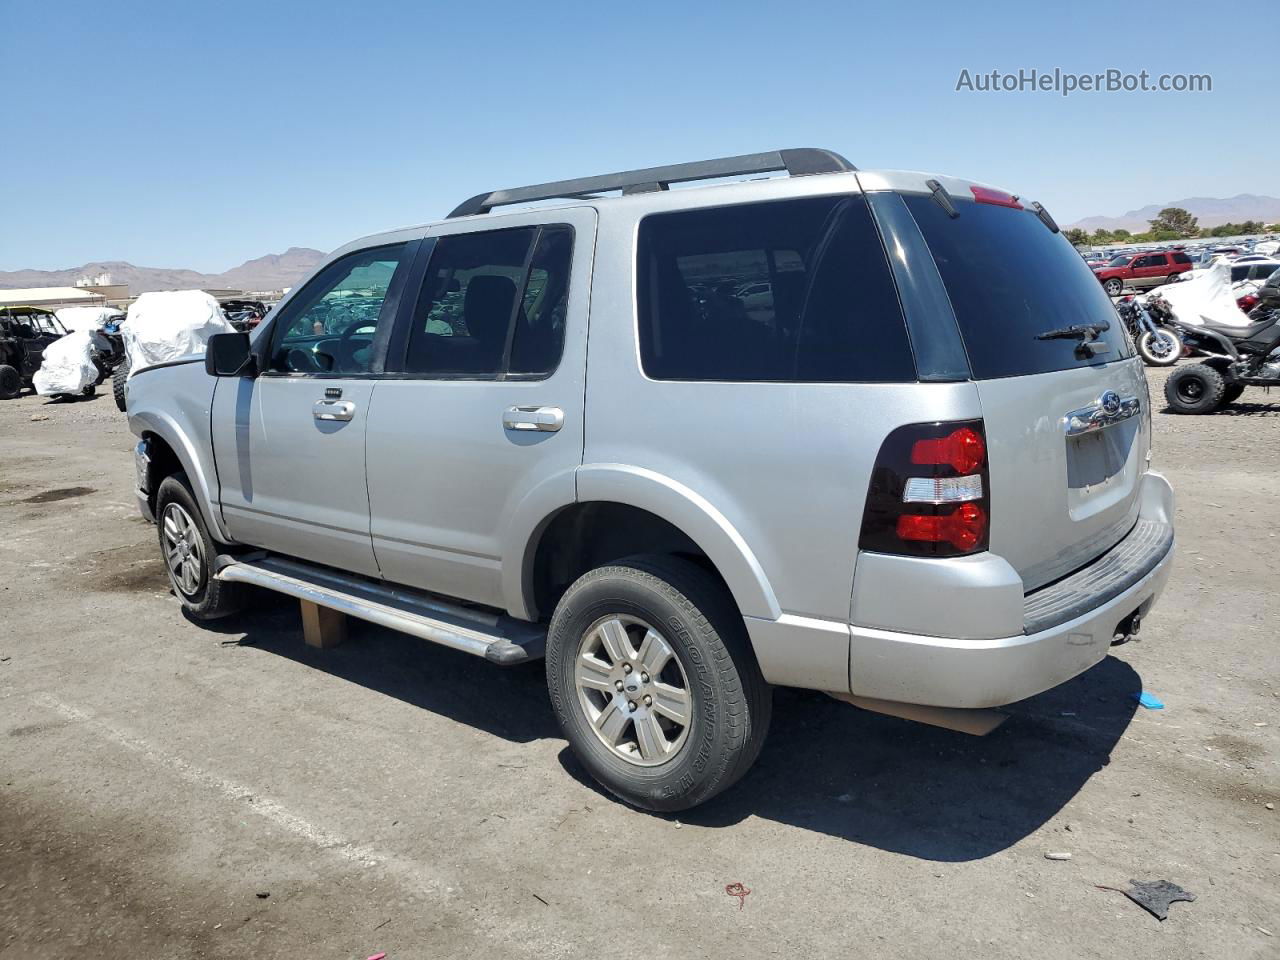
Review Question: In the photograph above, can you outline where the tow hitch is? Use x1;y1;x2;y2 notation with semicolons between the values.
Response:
1112;611;1142;646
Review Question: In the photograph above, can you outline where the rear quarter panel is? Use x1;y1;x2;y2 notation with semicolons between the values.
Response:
583;186;983;623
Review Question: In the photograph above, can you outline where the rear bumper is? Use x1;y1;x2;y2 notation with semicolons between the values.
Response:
745;471;1174;707
844;538;1172;708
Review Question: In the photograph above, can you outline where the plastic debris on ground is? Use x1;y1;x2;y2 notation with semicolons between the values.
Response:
123;289;234;379
1131;691;1164;709
1096;879;1196;920
32;329;106;396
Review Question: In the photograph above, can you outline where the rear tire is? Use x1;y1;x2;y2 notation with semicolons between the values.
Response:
1164;363;1226;414
0;364;20;400
154;473;246;620
112;357;130;412
1166;273;1181;285
1137;328;1182;366
546;555;771;812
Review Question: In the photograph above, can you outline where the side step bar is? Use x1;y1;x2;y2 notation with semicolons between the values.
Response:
215;555;545;665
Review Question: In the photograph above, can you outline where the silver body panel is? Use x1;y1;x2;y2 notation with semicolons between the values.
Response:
364;206;597;613
128;164;1175;707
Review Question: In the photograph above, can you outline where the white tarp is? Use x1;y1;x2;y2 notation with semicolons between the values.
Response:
123;290;234;377
1145;259;1252;327
55;306;125;332
33;329;103;396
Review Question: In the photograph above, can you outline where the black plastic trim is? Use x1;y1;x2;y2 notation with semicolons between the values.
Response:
866;192;972;382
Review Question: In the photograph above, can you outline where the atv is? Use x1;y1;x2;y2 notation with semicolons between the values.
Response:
0;306;68;400
1163;272;1280;414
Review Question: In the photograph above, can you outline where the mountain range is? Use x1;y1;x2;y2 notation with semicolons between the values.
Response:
0;247;327;295
1068;195;1280;234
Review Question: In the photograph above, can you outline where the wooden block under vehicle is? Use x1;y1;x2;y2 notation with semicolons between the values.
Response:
300;600;347;649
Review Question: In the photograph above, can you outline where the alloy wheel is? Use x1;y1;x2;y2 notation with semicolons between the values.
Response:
574;615;693;766
161;503;205;597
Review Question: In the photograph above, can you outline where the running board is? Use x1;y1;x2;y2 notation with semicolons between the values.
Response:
214;555;545;665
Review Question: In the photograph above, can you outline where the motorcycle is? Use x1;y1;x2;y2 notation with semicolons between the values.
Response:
1115;296;1183;366
1161;274;1280;414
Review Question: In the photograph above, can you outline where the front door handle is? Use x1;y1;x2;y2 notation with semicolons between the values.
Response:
313;399;356;422
502;405;564;433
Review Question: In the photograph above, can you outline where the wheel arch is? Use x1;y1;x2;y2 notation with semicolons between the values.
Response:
509;464;781;624
133;411;230;541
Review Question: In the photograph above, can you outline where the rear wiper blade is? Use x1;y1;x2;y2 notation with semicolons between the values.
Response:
1036;321;1110;341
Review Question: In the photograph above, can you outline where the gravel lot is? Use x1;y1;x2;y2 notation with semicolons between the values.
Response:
1;370;1277;960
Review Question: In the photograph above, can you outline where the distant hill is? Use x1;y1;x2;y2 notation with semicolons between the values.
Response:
1068;195;1280;234
0;247;327;295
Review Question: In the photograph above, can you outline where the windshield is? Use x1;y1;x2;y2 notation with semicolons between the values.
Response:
904;195;1133;379
1108;255;1131;267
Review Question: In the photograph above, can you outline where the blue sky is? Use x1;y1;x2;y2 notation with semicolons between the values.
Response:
2;0;1267;272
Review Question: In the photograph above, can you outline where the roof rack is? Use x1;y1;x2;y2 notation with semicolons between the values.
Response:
447;148;856;218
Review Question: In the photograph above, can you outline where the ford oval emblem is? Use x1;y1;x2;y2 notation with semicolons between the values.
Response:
1100;390;1121;416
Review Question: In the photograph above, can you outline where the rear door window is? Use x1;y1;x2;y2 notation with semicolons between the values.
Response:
903;195;1132;379
401;224;573;379
636;195;914;382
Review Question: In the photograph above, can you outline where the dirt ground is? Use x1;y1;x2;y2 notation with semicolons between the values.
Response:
1;371;1277;960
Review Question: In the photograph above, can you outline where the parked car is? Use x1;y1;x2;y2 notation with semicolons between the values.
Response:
0;306;68;399
127;149;1175;811
1183;258;1280;285
1093;250;1194;296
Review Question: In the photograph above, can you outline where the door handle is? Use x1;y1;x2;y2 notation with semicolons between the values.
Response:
313;399;356;422
502;405;564;433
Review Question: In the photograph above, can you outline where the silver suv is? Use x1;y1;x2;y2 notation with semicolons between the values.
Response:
127;149;1175;811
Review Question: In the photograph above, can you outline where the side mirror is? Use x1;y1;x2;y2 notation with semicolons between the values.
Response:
205;332;256;377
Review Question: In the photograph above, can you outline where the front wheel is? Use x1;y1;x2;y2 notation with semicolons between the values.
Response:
154;473;246;619
1137;327;1182;366
1164;363;1227;414
0;364;20;400
546;555;771;812
1104;278;1124;297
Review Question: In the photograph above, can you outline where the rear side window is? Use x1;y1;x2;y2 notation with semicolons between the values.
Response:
904;196;1132;379
1172;252;1191;264
637;195;914;382
404;224;573;379
1147;254;1168;267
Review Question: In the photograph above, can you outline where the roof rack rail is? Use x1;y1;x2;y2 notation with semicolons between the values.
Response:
447;148;856;218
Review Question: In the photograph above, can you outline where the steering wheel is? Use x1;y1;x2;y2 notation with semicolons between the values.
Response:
338;318;377;346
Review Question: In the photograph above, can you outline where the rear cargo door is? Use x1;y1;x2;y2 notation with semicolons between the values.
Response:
903;192;1149;590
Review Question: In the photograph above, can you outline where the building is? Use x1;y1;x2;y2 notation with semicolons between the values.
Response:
0;286;109;310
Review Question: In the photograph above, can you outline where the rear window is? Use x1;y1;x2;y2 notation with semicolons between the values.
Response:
637;195;914;382
904;195;1132;379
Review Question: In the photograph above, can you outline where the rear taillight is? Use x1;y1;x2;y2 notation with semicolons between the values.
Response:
1238;294;1259;312
859;420;990;557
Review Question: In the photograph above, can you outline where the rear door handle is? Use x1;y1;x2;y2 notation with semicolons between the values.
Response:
502;405;564;433
313;400;356;422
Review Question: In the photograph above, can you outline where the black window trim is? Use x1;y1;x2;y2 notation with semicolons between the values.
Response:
384;222;576;382
256;239;421;380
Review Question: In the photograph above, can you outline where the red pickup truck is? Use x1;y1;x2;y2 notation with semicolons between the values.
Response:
1093;250;1194;296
